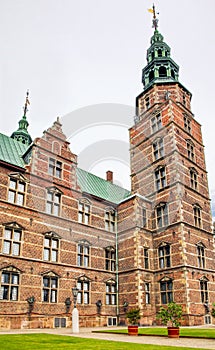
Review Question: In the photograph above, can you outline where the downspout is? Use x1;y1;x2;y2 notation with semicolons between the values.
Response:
115;210;119;323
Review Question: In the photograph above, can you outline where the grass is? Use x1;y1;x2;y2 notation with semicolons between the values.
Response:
99;327;215;338
0;334;204;350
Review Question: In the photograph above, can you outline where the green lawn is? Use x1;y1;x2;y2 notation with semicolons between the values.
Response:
0;334;204;350
99;327;215;338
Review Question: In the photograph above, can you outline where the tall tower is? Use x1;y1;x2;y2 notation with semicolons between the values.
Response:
129;6;214;325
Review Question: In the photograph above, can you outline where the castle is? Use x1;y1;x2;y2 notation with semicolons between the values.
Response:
0;8;214;329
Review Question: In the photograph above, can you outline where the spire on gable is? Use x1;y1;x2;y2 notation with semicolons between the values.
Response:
11;91;32;146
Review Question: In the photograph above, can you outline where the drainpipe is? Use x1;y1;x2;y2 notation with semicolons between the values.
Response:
115;210;119;323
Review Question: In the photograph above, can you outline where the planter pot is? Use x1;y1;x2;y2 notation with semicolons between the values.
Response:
167;327;180;338
128;325;138;336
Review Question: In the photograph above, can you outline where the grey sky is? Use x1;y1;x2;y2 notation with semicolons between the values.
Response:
0;0;214;198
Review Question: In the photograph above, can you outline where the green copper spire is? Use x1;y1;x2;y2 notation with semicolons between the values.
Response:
142;5;179;90
11;91;32;146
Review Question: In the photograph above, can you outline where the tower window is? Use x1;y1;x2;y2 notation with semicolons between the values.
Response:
159;66;167;77
187;141;195;161
200;279;208;303
155;166;166;191
145;96;150;109
156;203;168;228
160;279;173;304
193;205;202;228
158;48;162;57
153;138;164;160
190;168;198;190
0;270;19;301
171;69;175;79
158;244;171;268
197;244;205;268
149;70;154;82
151;113;162;133
184;115;191;133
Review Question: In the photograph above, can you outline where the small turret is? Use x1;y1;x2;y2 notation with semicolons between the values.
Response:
11;91;32;146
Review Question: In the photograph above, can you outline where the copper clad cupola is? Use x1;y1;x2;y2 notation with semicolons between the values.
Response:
142;6;179;90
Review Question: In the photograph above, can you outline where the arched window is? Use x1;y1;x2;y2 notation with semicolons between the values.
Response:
171;69;175;79
193;204;202;228
159;66;167;77
158;49;162;57
149;70;154;82
160;277;173;304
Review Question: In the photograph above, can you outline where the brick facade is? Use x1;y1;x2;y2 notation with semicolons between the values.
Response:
0;28;214;329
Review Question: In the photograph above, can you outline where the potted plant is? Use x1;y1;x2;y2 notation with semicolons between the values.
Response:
126;308;140;336
157;302;182;338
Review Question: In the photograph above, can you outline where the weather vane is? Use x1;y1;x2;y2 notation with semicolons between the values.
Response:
148;4;159;31
23;90;30;117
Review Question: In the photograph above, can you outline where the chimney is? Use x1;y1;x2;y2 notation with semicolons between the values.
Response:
106;170;113;183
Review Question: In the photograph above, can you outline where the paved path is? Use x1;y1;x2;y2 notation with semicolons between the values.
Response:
0;327;215;349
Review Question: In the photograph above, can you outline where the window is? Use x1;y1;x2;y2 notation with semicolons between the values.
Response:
105;247;116;271
106;281;116;305
200;278;208;303
151;113;162;133
190;168;198;190
197;244;205;268
2;226;22;256
156;203;168;228
158;244;171;268
143;248;149;269
8;177;26;205
105;211;116;232
43;233;59;262
145;283;150;304
78;243;90;267
0;270;19;301
142;208;147;228
77;279;90;304
160;279;173;304
184;115;191;133
145;96;150;109
42;275;58;303
155;166;166;191
153;138;164;160
78;202;90;224
187;141;195;161
193;205;202;228
48;158;62;178
46;188;61;216
159;66;167;77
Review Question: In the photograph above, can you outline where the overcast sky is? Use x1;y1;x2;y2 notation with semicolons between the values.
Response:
0;0;214;205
